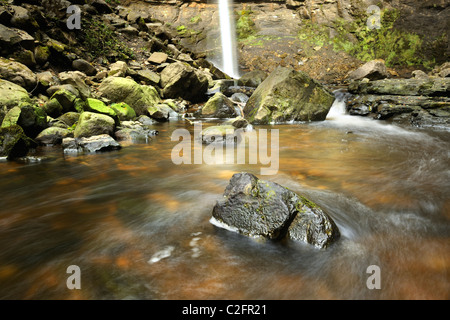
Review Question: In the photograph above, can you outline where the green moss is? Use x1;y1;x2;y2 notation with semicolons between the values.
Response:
81;18;134;61
235;9;256;41
298;9;437;68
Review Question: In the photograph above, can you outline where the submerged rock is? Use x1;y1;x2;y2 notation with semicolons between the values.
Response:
211;172;340;249
244;67;335;124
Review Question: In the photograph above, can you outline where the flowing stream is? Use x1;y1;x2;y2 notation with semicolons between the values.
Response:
0;100;449;299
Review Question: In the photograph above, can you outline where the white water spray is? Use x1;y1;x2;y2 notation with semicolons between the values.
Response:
218;0;239;78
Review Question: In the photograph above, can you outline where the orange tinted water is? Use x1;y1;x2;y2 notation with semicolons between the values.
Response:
0;119;449;299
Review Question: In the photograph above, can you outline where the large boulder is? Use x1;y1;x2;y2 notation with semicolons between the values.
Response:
35;127;71;145
160;62;209;102
0;57;37;91
16;103;47;138
0;24;34;55
97;77;161;116
0;79;31;110
0;124;36;159
238;70;268;88
73;112;115;138
84;98;120;125
211;173;340;249
243;67;335;124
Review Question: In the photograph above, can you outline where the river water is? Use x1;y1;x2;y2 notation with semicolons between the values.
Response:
0;98;449;300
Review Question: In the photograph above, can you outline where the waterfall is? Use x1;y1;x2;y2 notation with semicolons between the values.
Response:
218;0;239;79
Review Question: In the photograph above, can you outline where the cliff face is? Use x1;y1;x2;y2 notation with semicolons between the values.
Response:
123;0;448;80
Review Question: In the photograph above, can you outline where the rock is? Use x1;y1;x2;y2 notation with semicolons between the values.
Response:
160;62;209;102
36;71;59;89
118;25;139;37
97;77;161;116
91;0;113;14
58;71;91;100
222;116;249;129
73;111;115;138
148;52;168;64
35;127;71;145
0;79;31;109
244;67;335;124
110;102;136;121
147;104;176;122
238;70;268;88
0;24;34;54
72;59;97;76
211;173;340;248
84;98;120;125
411;70;429;79
349;78;450;96
231;92;250;104
17;103;48;138
0;57;37;91
200;125;239;145
63;134;121;154
50;89;77;113
34;45;50;66
135;69;160;86
41;98;63;118
56;112;80;128
46;84;80;98
346;59;389;81
0;124;36;159
1;106;21;128
115;125;157;144
108;61;128;77
200;92;237;118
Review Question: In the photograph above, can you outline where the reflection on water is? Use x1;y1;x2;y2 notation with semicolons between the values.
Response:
0;116;449;300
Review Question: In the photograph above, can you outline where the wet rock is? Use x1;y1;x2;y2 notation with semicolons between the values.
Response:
0;79;31;109
199;92;237;118
73;111;115;138
346;59;389;81
211;172;340;249
0;57;37;91
0;124;36;159
115;123;157;144
63;134;121;154
160;61;209;102
244;67;335;124
97;77;161;116
200;125;238;145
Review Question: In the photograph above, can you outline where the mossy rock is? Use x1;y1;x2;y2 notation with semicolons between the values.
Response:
110;102;136;121
84;98;120;126
1;106;21;128
200;92;237;118
0;124;36;159
0;79;31;109
50;89;77;113
244;67;335;124
73;111;115;138
42;98;63;118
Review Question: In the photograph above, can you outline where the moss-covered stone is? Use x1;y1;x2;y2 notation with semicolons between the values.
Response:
244;67;335;124
0;124;36;159
200;92;237;118
42;98;63;118
50;89;77;113
84;98;120;126
1;106;21;128
74;111;115;138
110;102;136;121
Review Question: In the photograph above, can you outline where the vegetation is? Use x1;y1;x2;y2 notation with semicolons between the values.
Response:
235;9;256;41
298;9;437;68
80;18;134;61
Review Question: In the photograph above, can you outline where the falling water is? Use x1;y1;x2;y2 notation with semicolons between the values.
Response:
218;0;239;78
